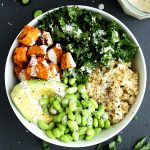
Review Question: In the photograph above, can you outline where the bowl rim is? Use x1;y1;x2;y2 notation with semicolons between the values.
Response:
4;5;147;147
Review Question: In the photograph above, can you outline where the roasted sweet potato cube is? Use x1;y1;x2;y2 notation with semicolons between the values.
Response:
49;63;60;81
14;62;25;68
61;52;76;69
27;56;50;80
13;47;28;63
47;43;62;64
36;63;49;80
14;65;22;76
27;45;47;57
18;25;41;46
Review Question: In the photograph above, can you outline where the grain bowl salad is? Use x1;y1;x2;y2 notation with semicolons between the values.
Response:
11;6;138;143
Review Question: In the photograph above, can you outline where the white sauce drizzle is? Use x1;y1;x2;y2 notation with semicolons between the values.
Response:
30;55;38;77
128;0;150;12
68;53;76;67
18;70;26;81
42;31;53;46
56;43;61;49
40;45;48;54
47;49;57;64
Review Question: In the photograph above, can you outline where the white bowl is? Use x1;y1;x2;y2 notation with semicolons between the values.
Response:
5;5;147;147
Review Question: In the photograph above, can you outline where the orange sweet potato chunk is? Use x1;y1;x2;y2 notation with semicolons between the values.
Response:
13;47;28;63
18;25;41;46
27;45;47;57
27;57;49;80
36;63;49;80
14;65;22;76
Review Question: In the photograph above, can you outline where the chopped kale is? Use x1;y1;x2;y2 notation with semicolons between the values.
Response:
37;6;137;84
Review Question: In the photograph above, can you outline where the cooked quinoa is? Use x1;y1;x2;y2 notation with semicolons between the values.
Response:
86;61;138;124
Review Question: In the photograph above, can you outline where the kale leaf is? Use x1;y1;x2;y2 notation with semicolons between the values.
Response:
37;6;137;84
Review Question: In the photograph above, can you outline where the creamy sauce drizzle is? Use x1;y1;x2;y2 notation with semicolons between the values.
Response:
128;0;150;12
30;55;38;77
47;49;57;64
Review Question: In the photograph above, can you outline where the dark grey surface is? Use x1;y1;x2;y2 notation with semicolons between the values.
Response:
0;0;150;150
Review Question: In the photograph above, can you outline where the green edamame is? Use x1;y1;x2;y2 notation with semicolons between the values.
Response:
98;104;105;111
57;112;66;122
81;93;89;100
93;118;98;128
66;87;77;94
72;131;79;141
42;106;49;113
86;127;95;136
62;115;68;125
81;116;88;126
40;97;49;106
94;128;101;135
37;120;49;130
88;106;95;113
49;106;57;115
78;127;88;135
69;100;77;111
69;78;76;85
72;83;77;87
68;111;75;121
48;122;55;130
67;121;78;131
85;135;94;141
52;128;61;138
64;128;70;134
75;92;81;100
49;96;55;105
89;98;98;109
75;107;82;113
79;135;85;140
78;84;86;93
62;98;69;108
65;94;77;101
53;100;63;113
63;77;68;84
57;123;66;131
53;115;58;122
87;116;93;127
81;100;90;108
104;120;111;128
99;119;104;128
94;111;103;119
75;113;81;125
76;100;82;107
60;135;70;143
66;134;73;141
82;109;91;117
46;130;55;139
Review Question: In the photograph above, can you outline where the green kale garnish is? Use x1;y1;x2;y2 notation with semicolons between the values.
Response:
42;140;51;150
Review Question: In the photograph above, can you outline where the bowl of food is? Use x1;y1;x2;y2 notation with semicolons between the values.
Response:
5;5;146;147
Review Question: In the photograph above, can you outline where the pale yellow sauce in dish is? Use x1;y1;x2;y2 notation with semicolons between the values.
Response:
128;0;150;12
